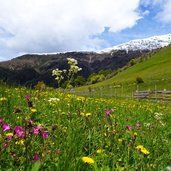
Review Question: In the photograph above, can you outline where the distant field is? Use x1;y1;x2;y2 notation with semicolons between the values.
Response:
75;45;171;98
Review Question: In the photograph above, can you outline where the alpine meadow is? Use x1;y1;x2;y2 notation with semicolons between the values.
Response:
0;47;171;170
1;1;171;170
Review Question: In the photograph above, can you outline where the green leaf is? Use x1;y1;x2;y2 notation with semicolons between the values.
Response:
31;161;41;171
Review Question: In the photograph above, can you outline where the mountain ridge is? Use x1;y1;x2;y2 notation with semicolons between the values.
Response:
100;34;171;53
0;34;171;87
0;50;148;86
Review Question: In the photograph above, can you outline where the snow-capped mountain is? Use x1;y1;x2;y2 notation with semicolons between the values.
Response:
101;34;171;53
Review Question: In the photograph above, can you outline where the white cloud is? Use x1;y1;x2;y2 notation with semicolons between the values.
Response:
0;0;141;59
142;10;150;16
156;0;171;23
140;0;171;23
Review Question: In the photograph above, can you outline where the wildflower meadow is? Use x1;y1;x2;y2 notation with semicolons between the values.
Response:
0;58;171;170
0;84;171;171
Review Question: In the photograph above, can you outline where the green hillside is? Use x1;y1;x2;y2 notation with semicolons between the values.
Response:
76;45;171;97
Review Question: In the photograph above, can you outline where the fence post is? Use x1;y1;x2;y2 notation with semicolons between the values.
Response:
110;86;112;97
121;84;124;98
136;84;139;92
100;87;103;97
114;87;117;99
155;84;157;100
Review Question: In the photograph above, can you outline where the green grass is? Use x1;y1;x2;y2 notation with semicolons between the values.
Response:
75;45;171;97
0;84;171;170
0;46;171;170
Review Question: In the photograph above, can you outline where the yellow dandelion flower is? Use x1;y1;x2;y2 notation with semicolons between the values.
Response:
134;132;137;136
96;149;104;154
141;148;150;155
15;140;24;145
30;108;37;113
85;113;91;117
81;157;95;164
136;145;144;150
6;133;13;137
0;97;7;101
80;112;85;116
118;139;123;144
80;112;91;117
136;145;150;155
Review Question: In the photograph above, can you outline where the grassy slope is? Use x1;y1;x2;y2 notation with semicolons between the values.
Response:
76;45;171;96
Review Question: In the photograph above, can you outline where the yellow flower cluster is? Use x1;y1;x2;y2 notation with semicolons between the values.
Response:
6;133;13;137
0;97;7;101
30;108;37;113
96;149;104;154
136;145;150;155
81;157;95;164
15;140;24;145
80;112;91;117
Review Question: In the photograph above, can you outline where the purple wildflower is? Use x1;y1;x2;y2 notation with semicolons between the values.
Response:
105;109;114;116
42;131;48;139
25;95;31;102
28;119;33;125
14;126;24;138
26;119;34;126
126;125;132;131
4;143;9;148
25;95;33;108
32;126;43;135
6;134;13;141
2;123;11;131
32;127;39;134
33;154;40;161
136;122;141;127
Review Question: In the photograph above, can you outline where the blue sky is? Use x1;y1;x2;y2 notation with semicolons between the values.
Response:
0;0;171;61
99;1;171;46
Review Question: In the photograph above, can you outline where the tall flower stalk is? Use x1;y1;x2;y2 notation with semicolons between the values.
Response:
52;68;64;88
66;58;82;88
52;57;82;89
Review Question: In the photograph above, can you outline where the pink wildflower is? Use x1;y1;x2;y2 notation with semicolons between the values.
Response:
42;131;48;139
26;119;34;126
4;143;9;148
25;95;31;102
33;154;40;161
2;123;11;131
6;133;13;140
136;122;141;127
105;109;114;116
126;125;132;131
32;126;43;135
14;126;24;138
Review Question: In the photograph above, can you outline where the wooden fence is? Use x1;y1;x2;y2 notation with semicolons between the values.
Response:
134;90;171;101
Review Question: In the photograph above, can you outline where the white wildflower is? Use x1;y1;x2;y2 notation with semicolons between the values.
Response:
154;112;163;120
144;123;151;128
166;166;171;171
67;58;78;65
52;57;82;89
48;98;60;102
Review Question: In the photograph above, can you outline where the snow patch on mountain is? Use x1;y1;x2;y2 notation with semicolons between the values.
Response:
100;34;171;53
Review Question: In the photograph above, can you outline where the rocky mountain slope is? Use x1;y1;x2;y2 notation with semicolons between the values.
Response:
0;34;171;87
0;50;148;87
